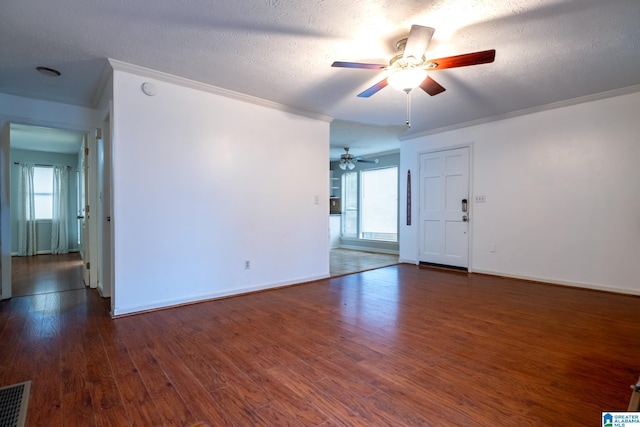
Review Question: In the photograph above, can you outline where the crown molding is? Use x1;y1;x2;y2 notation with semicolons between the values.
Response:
108;59;333;123
400;84;640;141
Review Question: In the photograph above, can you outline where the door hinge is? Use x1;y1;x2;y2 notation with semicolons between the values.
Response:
85;147;89;156
95;128;102;139
86;262;90;270
86;205;90;213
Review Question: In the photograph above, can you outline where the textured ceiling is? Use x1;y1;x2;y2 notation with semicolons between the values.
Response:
2;0;640;159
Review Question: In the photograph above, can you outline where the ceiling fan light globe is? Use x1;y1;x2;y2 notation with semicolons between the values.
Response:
388;68;428;92
347;162;355;170
339;162;347;170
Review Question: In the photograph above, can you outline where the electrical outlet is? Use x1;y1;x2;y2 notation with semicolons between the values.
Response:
245;260;250;270
475;195;487;203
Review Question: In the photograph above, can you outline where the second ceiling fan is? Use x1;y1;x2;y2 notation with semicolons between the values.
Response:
332;25;496;98
339;147;379;170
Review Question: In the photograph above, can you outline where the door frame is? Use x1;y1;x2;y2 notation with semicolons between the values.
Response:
79;134;91;286
416;143;474;271
0;117;100;299
96;108;113;303
0;122;10;299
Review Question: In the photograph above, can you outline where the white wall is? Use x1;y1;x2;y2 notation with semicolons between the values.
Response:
111;69;331;315
400;90;640;295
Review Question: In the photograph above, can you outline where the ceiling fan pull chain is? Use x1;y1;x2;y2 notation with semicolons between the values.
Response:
406;90;412;128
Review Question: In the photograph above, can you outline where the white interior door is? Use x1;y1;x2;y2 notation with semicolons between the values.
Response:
419;147;470;268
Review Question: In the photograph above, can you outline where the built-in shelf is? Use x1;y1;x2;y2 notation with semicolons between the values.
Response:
330;172;340;198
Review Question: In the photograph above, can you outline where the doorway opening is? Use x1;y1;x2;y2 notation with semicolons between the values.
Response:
6;123;88;299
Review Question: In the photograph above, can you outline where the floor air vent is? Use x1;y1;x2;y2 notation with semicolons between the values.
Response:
0;381;30;427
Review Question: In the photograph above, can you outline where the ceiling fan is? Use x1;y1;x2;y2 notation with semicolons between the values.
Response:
331;25;496;125
338;147;379;170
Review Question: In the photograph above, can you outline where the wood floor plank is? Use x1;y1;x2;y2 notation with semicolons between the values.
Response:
94;404;131;427
267;364;368;426
101;339;166;426
149;347;234;425
252;400;315;427
61;388;97;427
84;338;122;411
151;387;196;427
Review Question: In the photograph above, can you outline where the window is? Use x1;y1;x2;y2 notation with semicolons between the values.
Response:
361;167;398;242
33;166;53;220
342;172;358;237
342;166;398;242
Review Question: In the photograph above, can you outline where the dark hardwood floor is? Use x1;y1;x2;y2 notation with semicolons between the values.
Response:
11;253;85;297
1;257;639;426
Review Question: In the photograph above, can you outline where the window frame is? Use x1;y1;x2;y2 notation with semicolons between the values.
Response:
341;171;359;238
359;166;398;242
341;165;399;243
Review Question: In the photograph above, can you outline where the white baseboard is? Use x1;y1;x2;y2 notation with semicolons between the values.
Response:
112;273;330;317
11;249;80;256
470;268;640;296
395;260;639;296
98;282;110;298
113;266;640;317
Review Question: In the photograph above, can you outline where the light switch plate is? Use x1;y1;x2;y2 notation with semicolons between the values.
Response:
475;195;487;203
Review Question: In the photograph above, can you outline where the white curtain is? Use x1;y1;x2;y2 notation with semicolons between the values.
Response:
17;163;36;256
51;165;69;254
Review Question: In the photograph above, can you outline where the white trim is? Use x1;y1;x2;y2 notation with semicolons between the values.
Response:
11;249;80;256
472;269;640;297
396;261;640;296
108;59;333;123
1;116;95;137
112;274;329;317
401;84;640;141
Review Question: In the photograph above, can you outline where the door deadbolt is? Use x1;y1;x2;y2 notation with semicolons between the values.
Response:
462;215;468;222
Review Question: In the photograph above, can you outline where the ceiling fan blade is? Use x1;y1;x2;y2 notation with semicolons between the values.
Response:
332;61;386;70
354;158;379;164
357;79;388;98
403;25;435;62
426;49;496;70
419;76;446;96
